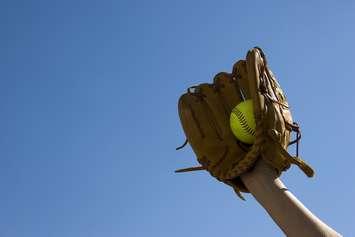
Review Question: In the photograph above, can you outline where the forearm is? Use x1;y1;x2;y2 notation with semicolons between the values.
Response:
241;160;342;237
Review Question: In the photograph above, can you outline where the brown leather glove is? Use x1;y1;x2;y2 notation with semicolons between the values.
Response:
176;47;314;199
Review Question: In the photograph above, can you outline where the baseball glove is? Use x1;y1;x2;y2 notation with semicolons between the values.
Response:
175;47;314;199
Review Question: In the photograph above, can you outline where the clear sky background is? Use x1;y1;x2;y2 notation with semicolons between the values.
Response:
1;1;355;236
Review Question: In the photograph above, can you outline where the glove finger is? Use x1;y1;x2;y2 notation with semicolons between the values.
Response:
232;60;251;100
246;48;265;120
178;94;215;142
213;72;243;113
197;83;232;137
178;93;224;158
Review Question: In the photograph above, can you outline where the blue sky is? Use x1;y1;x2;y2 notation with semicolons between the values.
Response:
1;1;354;236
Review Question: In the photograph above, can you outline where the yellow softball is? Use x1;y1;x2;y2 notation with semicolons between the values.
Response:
230;99;256;144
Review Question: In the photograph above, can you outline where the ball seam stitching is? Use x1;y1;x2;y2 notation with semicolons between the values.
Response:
233;108;256;137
